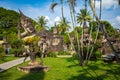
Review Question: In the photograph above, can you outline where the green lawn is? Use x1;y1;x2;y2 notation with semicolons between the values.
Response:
0;57;120;80
0;56;18;64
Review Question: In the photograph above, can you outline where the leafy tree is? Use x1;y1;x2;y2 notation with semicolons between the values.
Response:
101;21;115;36
0;7;19;28
89;21;116;37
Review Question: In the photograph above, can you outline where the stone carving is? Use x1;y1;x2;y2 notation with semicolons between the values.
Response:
18;10;64;55
52;38;60;46
80;27;93;45
36;28;64;52
38;35;48;57
19;10;36;38
17;10;49;73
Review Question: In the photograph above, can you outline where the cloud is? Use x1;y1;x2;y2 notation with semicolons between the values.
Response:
45;16;49;21
95;0;118;9
116;16;120;23
21;3;75;27
54;16;60;23
109;16;120;29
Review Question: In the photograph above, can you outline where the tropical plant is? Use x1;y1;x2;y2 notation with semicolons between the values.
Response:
35;16;48;31
77;9;92;25
63;33;70;45
58;17;71;35
50;0;75;53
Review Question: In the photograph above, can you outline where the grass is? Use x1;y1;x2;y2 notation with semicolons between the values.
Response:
0;55;18;64
0;57;120;80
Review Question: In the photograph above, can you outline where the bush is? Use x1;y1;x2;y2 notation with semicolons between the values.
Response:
10;39;23;48
0;47;5;60
57;51;71;55
0;47;4;53
10;48;23;57
94;51;102;58
47;52;57;57
72;53;79;60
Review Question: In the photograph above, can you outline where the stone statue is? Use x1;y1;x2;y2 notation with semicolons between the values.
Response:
38;36;48;52
38;36;48;64
23;45;42;65
19;10;36;38
17;10;50;73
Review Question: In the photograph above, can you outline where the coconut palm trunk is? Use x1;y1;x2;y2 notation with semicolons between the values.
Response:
68;0;85;66
99;0;102;19
89;0;120;63
50;0;74;54
60;0;64;20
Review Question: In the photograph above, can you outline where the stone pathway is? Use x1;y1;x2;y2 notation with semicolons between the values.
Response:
0;57;30;72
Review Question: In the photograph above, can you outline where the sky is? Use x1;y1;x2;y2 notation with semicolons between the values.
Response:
0;0;120;29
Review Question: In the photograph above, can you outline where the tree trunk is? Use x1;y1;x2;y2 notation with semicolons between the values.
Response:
99;0;102;19
68;1;81;62
60;0;64;20
89;0;99;21
89;0;120;63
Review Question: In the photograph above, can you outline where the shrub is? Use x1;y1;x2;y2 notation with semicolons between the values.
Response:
47;52;57;57
94;51;102;58
0;47;5;60
10;48;23;57
57;51;71;55
0;46;4;53
10;39;23;48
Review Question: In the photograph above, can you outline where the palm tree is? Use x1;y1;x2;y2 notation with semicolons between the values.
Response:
99;0;102;19
58;17;71;35
60;0;64;20
77;9;92;27
76;8;92;65
35;16;48;31
50;0;76;53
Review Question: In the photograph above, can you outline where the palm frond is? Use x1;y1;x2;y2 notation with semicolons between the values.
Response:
50;3;58;12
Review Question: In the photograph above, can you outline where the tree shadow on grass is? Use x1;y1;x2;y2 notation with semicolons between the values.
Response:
66;58;120;80
16;71;45;80
68;73;106;80
67;65;109;80
103;63;120;80
0;71;12;80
